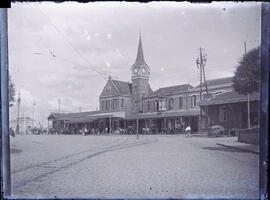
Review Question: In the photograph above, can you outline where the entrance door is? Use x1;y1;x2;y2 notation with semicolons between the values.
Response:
191;117;198;132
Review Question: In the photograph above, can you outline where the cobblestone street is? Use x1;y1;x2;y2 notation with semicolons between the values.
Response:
10;135;259;199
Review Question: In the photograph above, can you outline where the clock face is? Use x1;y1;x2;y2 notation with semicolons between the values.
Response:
133;67;138;74
141;67;147;74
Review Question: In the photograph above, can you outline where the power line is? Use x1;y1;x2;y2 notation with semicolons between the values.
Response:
32;51;110;77
34;5;109;80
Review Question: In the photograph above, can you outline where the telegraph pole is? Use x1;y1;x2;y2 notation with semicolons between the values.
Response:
58;99;61;134
32;100;36;129
16;91;21;135
244;41;251;129
134;85;140;140
196;48;208;131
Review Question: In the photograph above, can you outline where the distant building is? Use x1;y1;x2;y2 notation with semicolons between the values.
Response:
48;35;259;134
10;117;34;134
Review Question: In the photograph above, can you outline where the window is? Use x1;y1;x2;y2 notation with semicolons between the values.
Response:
154;100;159;112
121;99;124;108
112;99;118;110
159;99;166;111
191;95;196;107
168;98;173;110
219;106;227;122
179;97;183;109
106;85;112;92
203;93;208;100
105;100;110;110
147;101;150;112
101;101;104;110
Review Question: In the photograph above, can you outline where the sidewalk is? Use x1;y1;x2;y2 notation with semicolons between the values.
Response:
215;137;259;154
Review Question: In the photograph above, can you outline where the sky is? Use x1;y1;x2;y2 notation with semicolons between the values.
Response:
8;1;261;127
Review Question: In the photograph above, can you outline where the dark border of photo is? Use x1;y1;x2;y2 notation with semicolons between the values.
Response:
1;1;269;200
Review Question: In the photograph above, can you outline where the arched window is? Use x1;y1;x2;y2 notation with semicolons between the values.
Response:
121;99;124;108
191;95;196;107
147;101;150;112
168;98;174;110
179;97;183;109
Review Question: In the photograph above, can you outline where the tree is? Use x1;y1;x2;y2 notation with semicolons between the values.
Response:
9;75;16;107
232;47;260;95
232;46;260;128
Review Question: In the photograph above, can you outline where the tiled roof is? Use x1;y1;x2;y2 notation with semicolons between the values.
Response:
148;84;154;96
150;84;193;97
48;111;100;120
195;77;233;88
111;79;132;96
199;90;260;106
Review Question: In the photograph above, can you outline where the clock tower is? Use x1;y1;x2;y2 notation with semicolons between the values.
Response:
131;34;150;113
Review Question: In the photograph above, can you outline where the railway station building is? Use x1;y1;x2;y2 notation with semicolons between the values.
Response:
47;36;259;134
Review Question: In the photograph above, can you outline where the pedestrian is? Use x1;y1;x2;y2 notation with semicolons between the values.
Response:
9;128;15;137
91;128;95;135
185;125;191;138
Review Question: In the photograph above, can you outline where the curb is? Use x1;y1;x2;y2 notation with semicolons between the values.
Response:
216;143;259;155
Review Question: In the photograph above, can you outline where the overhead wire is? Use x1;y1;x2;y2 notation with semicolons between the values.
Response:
34;5;109;80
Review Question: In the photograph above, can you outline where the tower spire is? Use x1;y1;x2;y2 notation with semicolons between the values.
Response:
135;33;145;64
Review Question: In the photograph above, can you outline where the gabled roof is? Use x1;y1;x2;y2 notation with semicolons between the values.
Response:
48;111;100;120
150;84;193;97
148;84;154;96
110;79;132;96
195;77;233;88
199;90;260;106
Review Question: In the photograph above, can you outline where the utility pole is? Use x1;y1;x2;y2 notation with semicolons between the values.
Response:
196;47;208;132
1;8;11;196
109;97;112;134
134;85;141;140
58;99;61;134
16;91;21;135
244;41;247;56
244;41;251;129
32;100;36;129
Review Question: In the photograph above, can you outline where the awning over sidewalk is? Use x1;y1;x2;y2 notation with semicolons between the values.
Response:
67;112;126;123
127;109;200;120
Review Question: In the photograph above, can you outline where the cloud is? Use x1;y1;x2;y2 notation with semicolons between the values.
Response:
107;32;112;40
105;62;110;67
8;2;261;126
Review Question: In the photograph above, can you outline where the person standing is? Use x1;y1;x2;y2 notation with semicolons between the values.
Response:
9;128;15;137
185;125;191;138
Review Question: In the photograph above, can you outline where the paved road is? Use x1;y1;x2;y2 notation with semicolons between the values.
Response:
10;135;259;199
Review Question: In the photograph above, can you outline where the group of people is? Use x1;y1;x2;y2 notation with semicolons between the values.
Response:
32;123;193;136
